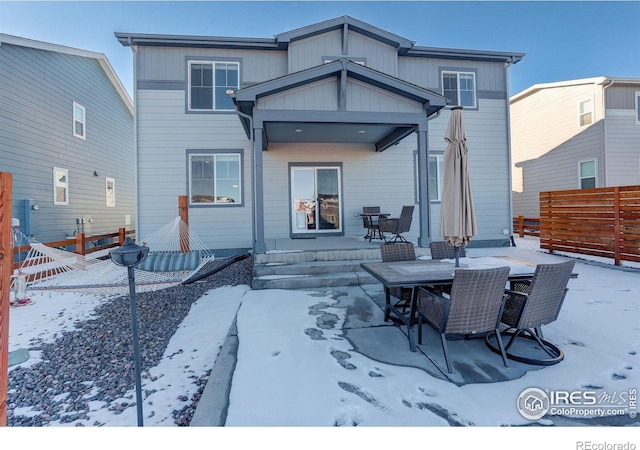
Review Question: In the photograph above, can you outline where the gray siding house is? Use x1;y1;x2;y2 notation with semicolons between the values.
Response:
511;76;640;217
116;16;523;253
0;34;135;243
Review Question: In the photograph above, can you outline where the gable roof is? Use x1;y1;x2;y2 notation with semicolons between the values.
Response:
116;15;524;65
232;58;446;116
0;33;133;114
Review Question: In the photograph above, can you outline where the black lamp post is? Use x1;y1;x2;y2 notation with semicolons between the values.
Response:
109;237;149;427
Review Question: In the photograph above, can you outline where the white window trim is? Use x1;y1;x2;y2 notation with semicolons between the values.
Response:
188;61;239;112
635;91;640;125
578;98;594;128
188;152;242;206
106;177;115;207
578;158;597;189
53;167;69;205
441;71;477;109
73;102;86;140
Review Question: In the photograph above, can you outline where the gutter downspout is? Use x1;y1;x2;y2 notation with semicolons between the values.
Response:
229;100;257;255
129;38;141;244
505;60;516;246
602;78;615;186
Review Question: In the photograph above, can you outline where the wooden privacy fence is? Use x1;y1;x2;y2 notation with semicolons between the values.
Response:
540;185;640;265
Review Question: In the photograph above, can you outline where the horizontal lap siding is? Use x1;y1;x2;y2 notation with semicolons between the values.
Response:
0;44;134;242
604;111;640;186
136;90;253;249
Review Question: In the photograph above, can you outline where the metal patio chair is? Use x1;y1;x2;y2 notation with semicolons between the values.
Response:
485;260;575;365
417;266;511;374
379;205;414;243
362;206;383;241
380;242;416;314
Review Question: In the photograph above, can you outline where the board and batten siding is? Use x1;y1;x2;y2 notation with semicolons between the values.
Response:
135;90;253;249
0;42;135;242
287;29;398;75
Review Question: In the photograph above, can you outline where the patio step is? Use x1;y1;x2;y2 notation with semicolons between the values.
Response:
251;247;430;290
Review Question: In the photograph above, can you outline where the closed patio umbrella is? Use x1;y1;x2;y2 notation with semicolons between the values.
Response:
440;106;477;266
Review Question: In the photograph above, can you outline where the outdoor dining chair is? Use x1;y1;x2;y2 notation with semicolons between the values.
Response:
417;266;511;374
379;205;414;243
362;206;383;241
429;241;466;260
485;260;575;366
380;242;416;314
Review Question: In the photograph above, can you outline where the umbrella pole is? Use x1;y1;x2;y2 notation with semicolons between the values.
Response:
454;246;460;267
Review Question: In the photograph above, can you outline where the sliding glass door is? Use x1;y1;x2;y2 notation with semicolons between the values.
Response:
290;166;341;234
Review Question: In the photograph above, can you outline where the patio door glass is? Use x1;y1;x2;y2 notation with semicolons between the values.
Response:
291;166;341;233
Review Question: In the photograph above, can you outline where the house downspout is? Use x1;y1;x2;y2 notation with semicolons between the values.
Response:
601;78;615;186
504;61;516;246
229;102;257;254
129;39;141;243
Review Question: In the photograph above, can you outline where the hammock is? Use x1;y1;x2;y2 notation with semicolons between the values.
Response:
11;217;215;293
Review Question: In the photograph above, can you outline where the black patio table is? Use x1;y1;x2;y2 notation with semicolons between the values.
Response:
360;257;541;352
359;212;389;242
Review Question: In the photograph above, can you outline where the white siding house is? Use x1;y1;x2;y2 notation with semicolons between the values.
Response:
117;16;523;253
511;76;640;218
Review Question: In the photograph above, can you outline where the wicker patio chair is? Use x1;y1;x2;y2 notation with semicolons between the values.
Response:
380;242;416;314
485;260;575;365
362;206;383;241
429;241;466;260
417;266;511;374
379;205;414;243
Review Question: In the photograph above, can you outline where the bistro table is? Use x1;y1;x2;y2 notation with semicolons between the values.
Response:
359;212;389;242
360;256;543;351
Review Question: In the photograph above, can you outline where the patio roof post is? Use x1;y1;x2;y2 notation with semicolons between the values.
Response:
253;127;266;253
416;126;432;247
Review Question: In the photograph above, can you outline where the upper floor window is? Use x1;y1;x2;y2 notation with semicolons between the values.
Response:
189;151;242;205
188;61;239;111
53;167;69;205
635;91;640;124
579;99;593;127
442;71;476;108
579;159;596;189
73;102;86;139
106;177;115;207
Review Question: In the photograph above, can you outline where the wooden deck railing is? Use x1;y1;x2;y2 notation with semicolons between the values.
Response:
540;185;640;265
12;228;135;269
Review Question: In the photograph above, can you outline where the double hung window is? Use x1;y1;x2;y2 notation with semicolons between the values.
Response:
73;102;86;139
579;99;593;127
579;159;597;189
189;61;239;111
442;71;476;108
189;152;242;205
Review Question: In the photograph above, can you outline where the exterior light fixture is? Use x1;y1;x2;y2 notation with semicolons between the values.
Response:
109;237;149;426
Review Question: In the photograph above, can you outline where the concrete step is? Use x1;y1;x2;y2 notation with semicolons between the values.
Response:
251;246;431;290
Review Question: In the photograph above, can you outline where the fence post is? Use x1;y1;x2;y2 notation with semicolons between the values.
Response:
75;233;86;255
178;196;189;253
614;187;621;266
518;215;525;238
1;172;13;426
119;228;126;245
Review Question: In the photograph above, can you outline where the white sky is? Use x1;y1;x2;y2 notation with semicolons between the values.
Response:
7;237;639;447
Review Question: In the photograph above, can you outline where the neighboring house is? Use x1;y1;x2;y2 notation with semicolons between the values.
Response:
116;15;523;253
511;76;640;218
0;34;135;244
